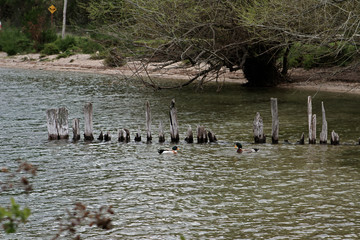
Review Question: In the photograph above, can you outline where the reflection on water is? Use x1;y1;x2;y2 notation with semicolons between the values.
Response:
0;68;360;239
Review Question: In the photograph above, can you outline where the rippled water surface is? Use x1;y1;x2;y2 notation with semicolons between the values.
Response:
1;67;360;239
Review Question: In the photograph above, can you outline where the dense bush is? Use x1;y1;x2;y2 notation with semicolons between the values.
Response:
287;43;357;69
0;28;33;55
41;43;60;55
54;35;77;52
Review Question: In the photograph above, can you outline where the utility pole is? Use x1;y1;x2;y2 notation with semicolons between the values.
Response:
62;0;68;39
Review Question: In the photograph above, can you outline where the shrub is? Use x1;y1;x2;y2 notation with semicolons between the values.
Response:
0;28;33;55
55;35;77;52
41;43;60;55
77;37;104;54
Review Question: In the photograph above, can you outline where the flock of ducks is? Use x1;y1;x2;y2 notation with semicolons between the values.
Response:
158;143;259;154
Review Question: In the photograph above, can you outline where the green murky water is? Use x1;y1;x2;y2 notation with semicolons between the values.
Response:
0;67;360;239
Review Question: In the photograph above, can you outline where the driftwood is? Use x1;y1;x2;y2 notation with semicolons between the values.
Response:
320;101;328;144
46;107;69;140
145;101;152;142
158;121;165;143
72;118;80;141
185;125;194;143
253;112;266;143
331;130;340;145
169;99;179;143
118;128;130;142
84;102;94;141
197;125;208;143
207;129;217;143
271;98;279;144
134;126;141;142
308;96;316;144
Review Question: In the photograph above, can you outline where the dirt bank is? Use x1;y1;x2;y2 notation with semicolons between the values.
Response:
1;52;360;94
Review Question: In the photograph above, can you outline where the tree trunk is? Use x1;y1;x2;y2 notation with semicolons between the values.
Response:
243;56;284;87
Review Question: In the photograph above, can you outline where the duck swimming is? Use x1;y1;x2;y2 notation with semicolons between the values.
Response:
235;142;259;153
158;146;179;154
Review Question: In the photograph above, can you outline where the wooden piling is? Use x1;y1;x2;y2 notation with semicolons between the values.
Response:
208;129;217;143
72;118;80;141
308;96;316;144
331;130;339;145
145;101;152;142
253;112;266;143
158;121;165;143
46;108;69;140
84;102;94;141
169;99;179;143
104;131;111;141
185;125;194;143
298;132;305;144
98;131;104;141
57;107;69;139
134;126;141;142
271;98;279;144
46;109;59;140
197;125;208;143
310;114;316;144
118;128;130;142
320;101;327;144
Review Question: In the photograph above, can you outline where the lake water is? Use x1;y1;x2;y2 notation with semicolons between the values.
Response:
1;67;360;239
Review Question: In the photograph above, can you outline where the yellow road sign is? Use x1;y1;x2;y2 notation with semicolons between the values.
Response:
48;5;57;14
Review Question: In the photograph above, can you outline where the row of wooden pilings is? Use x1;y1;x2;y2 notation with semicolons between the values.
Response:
255;96;341;145
47;96;355;145
46;99;217;144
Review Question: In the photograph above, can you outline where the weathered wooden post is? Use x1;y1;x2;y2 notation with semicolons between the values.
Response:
185;125;193;143
207;129;217;143
197;125;208;143
57;107;69;139
46;107;69;140
271;98;279;144
298;132;305;145
104;131;111;141
72;118;80;141
145;101;152;143
158;121;165;143
134;126;141;142
308;96;316;144
169;99;179;143
46;109;59;140
98;131;104;141
84;102;94;141
320;101;328;144
331;130;340;145
253;112;266;143
118;129;130;142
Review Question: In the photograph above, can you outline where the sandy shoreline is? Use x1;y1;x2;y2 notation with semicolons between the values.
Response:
1;52;360;94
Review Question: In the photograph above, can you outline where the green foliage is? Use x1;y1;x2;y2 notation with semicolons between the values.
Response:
287;43;358;69
77;38;104;54
0;27;33;55
41;43;60;55
0;198;31;234
55;35;77;52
